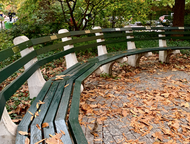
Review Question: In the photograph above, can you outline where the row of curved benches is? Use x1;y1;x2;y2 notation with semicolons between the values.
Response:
0;26;190;144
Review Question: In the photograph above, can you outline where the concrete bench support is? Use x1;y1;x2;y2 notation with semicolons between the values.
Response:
125;26;152;67
13;36;46;99
0;108;17;144
58;29;84;92
158;25;180;63
93;26;127;75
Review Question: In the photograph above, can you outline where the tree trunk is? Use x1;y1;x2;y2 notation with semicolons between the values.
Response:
173;0;185;27
172;0;185;38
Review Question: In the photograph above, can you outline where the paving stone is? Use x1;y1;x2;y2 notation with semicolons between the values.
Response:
81;117;88;134
106;122;122;136
94;124;102;144
112;135;124;144
103;127;116;144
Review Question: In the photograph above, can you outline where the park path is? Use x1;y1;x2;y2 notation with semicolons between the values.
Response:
79;54;190;144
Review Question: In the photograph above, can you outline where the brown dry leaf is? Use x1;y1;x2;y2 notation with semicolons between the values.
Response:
60;130;65;135
162;128;174;137
130;109;137;115
45;133;63;144
161;93;170;98
19;131;29;136
38;100;45;105
94;138;102;141
89;104;98;108
12;119;22;123
42;122;49;128
35;111;39;117
28;111;33;115
36;124;41;130
122;110;128;117
25;137;30;144
88;98;96;102
152;131;163;141
34;138;46;144
88;125;92;131
64;84;69;88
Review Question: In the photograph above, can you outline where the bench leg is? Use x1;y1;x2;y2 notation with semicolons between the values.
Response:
59;29;84;92
125;26;152;67
13;36;46;98
93;26;127;75
0;108;17;144
158;25;180;63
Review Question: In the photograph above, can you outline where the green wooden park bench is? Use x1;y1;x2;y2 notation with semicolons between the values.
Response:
0;26;190;144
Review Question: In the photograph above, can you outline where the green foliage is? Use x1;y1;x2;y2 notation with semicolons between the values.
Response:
184;14;190;27
11;0;67;38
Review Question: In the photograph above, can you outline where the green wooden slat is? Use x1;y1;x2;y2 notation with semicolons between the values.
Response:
68;63;100;144
15;63;83;143
55;62;94;121
15;80;53;144
0;48;14;62
73;35;104;44
36;40;73;55
42;80;67;139
31;32;70;45
70;29;102;36
0;41;33;62
0;50;37;84
165;31;190;35
30;82;59;144
54;120;72;144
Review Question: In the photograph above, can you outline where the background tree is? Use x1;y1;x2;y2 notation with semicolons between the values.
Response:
173;0;185;27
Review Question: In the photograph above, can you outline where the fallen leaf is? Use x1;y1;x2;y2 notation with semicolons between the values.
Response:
122;110;128;117
152;131;163;141
36;124;41;130
25;137;30;144
45;133;63;144
19;131;29;136
88;125;92;130
38;100;45;105
64;84;69;88
28;111;33;115
34;138;46;144
60;130;65;135
31;116;34;121
42;122;49;128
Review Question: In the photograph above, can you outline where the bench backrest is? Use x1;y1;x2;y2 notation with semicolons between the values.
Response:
1;26;190;119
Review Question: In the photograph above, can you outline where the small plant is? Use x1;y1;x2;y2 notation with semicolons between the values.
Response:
119;62;128;67
100;73;111;78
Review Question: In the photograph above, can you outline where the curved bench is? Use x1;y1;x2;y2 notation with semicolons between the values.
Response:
0;26;190;144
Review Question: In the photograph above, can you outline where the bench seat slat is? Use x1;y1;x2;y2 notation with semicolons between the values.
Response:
43;80;67;139
15;80;53;144
30;82;59;144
